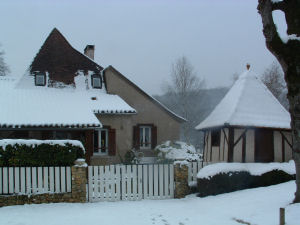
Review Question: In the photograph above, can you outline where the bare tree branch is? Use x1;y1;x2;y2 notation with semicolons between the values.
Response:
0;45;10;76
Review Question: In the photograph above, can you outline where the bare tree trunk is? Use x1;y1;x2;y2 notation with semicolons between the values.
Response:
258;0;300;203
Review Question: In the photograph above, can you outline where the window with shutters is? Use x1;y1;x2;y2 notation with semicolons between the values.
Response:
94;129;108;155
140;126;152;149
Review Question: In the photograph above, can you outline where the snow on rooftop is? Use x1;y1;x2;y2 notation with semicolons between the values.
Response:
0;73;136;128
196;69;291;130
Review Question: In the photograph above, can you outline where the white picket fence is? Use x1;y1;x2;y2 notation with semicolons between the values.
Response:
0;167;72;195
88;164;174;202
188;161;212;187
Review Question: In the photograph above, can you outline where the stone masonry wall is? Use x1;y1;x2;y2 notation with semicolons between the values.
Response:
174;163;190;198
0;165;87;207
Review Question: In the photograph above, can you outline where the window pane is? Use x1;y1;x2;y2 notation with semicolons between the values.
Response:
140;127;144;147
101;130;107;153
94;129;108;154
145;128;149;145
93;77;101;88
94;131;99;153
36;75;45;85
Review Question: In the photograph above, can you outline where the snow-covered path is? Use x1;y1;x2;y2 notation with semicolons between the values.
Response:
0;181;299;225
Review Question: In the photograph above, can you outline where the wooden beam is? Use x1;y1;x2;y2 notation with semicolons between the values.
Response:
281;132;285;162
279;131;292;148
233;129;248;147
242;133;246;163
222;128;229;144
228;128;234;162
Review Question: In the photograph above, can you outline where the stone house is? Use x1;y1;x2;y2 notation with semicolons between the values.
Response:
0;28;185;165
195;65;292;163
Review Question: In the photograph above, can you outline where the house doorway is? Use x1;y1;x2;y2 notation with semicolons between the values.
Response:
255;129;274;162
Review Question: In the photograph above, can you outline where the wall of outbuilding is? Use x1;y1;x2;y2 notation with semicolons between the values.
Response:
203;128;292;163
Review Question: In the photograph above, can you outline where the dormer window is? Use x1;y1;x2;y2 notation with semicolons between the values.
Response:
91;74;102;89
35;73;46;86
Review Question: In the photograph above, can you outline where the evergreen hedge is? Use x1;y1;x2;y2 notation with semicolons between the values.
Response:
0;143;84;167
197;170;295;197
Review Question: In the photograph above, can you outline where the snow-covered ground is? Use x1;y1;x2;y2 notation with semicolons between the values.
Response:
0;181;298;225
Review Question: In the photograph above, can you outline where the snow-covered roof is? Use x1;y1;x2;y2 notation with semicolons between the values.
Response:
196;69;291;130
0;78;136;128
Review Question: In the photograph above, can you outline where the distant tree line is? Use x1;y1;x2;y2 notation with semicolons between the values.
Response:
155;57;288;151
0;44;10;76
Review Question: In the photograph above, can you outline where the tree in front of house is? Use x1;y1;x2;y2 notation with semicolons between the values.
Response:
261;61;289;109
258;0;300;203
0;44;10;76
163;56;205;144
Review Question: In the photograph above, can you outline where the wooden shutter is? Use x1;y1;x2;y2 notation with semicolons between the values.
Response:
85;130;94;165
151;125;157;149
108;128;116;156
133;125;140;150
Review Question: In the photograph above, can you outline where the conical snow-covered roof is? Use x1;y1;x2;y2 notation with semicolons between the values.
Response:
196;69;291;130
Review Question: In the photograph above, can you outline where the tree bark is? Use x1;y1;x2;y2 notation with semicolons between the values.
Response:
258;0;300;203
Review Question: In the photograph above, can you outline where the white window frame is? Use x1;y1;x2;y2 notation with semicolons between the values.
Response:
92;76;101;89
35;74;45;86
140;126;151;150
94;129;108;155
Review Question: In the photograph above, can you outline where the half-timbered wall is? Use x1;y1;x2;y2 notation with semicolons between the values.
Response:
233;129;244;162
245;129;255;162
203;128;292;163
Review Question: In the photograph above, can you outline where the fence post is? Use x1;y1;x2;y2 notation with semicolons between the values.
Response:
280;208;285;225
174;161;189;198
71;160;87;202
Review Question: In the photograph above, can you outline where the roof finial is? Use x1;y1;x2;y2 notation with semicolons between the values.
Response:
246;63;250;70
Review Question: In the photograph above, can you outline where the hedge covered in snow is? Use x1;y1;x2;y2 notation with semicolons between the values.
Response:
197;161;295;179
155;141;201;163
0;139;85;166
197;161;296;197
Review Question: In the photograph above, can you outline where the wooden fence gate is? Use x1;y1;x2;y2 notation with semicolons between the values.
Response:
88;164;174;202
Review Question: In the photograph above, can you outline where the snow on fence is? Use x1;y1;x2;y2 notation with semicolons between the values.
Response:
188;161;212;187
88;164;174;202
0;167;71;195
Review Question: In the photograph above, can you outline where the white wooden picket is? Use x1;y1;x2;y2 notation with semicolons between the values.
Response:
88;164;174;202
188;161;212;187
0;167;71;195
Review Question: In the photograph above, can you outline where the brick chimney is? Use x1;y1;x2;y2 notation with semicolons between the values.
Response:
246;63;250;70
84;45;95;60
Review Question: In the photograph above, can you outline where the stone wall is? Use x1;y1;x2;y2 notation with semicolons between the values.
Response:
0;165;87;207
174;162;190;198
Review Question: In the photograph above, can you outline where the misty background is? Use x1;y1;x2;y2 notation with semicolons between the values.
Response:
0;0;289;150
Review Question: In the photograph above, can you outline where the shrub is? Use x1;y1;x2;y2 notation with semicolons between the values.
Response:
155;141;201;163
0;141;85;167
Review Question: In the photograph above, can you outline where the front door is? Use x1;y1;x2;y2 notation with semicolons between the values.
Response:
255;129;274;162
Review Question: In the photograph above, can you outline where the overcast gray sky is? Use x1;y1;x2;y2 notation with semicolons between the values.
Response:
0;0;286;95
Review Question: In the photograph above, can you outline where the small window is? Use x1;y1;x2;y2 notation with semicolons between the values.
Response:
211;130;220;147
140;126;151;149
35;74;46;86
91;74;102;89
94;129;108;155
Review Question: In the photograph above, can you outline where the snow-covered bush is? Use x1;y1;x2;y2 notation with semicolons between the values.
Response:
155;141;201;163
0;139;85;166
197;161;296;197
